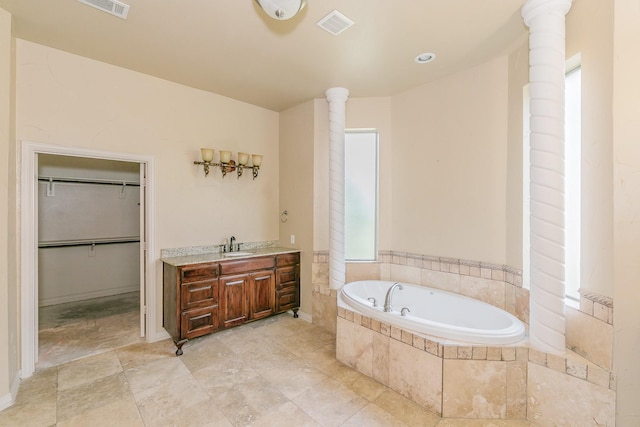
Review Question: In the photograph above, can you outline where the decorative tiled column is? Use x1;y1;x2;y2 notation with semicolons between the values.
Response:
326;87;350;290
522;0;572;353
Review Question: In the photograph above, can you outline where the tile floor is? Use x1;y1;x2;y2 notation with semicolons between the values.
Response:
2;313;533;426
38;292;143;369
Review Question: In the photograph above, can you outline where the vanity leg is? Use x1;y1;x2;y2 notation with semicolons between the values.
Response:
293;308;299;318
174;339;188;356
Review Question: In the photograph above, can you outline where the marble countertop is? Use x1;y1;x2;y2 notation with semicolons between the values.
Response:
161;246;300;267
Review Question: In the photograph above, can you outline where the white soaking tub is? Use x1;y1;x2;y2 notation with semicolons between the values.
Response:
340;280;526;345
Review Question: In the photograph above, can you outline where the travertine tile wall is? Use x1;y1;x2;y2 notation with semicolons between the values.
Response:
566;290;614;370
313;250;615;375
312;250;530;328
337;304;616;423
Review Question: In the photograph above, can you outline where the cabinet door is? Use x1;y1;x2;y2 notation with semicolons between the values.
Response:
275;265;300;313
219;274;249;328
249;270;275;320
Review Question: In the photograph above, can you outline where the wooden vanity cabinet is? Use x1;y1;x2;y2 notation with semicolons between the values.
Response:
276;253;300;317
163;262;219;355
163;251;299;355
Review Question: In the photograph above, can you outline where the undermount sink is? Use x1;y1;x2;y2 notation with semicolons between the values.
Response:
223;251;253;257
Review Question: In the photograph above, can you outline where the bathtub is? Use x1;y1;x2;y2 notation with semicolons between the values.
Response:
340;280;526;345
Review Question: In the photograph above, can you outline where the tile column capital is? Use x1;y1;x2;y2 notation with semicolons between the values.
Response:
522;0;572;27
325;87;350;104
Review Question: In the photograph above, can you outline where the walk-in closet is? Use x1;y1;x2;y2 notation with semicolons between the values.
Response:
37;154;143;369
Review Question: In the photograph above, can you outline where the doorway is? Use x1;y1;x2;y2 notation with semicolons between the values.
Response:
37;154;142;368
21;141;156;378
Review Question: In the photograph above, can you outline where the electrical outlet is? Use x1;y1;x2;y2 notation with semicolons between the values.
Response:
290;234;295;244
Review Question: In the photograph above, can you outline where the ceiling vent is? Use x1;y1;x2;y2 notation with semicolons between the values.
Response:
78;0;130;19
316;10;354;36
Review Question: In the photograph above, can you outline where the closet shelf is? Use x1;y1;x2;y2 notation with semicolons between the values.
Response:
38;176;140;186
38;236;140;248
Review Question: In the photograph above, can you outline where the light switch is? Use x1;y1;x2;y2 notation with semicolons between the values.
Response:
290;235;295;244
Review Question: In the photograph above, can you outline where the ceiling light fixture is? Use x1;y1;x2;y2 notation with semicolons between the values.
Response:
254;0;307;20
415;52;436;64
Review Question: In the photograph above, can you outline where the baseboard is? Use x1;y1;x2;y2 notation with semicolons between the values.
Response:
39;285;139;307
0;369;21;411
152;328;171;343
291;309;312;323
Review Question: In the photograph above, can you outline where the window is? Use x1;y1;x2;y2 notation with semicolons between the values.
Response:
564;60;581;301
345;130;378;261
523;84;531;291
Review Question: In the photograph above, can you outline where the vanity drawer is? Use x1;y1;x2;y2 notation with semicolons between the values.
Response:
220;256;275;275
276;288;299;313
277;253;299;267
276;266;298;290
180;263;219;283
181;280;218;310
181;306;219;339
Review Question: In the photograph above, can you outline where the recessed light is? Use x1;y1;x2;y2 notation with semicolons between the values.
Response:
415;52;436;64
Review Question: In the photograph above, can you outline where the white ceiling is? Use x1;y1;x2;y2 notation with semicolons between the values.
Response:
0;0;528;111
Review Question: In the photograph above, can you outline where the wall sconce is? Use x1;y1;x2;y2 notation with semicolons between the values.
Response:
194;148;262;179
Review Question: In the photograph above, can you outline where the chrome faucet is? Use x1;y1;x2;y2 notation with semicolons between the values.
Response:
383;282;403;312
229;236;236;252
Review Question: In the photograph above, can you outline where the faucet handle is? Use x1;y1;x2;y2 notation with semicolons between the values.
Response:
367;297;378;307
401;307;411;317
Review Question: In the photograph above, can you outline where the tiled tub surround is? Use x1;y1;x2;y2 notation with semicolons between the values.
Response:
337;304;615;424
314;250;616;423
566;289;614;371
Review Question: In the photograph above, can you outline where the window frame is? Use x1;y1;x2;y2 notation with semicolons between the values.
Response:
344;129;379;262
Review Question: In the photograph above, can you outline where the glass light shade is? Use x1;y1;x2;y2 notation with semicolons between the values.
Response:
219;150;232;164
252;154;263;167
254;0;306;20
238;152;250;165
200;148;214;162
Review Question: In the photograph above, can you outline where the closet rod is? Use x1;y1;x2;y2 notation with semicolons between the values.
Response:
38;236;140;248
38;176;140;187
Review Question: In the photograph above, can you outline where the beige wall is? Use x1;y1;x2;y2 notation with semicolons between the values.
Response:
390;57;509;265
505;41;529;271
15;40;280;336
311;60;512;267
279;100;314;315
566;0;614;299
612;0;640;424
313;99;329;250
0;6;17;399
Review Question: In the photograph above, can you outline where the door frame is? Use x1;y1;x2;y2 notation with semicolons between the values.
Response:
20;141;157;378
